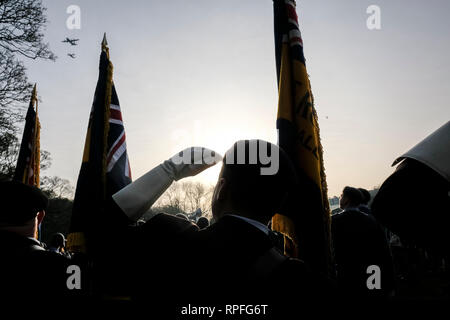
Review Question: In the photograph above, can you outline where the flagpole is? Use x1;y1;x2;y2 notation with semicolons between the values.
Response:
33;84;40;188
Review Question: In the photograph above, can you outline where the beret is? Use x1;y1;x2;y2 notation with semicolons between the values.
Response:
0;180;48;225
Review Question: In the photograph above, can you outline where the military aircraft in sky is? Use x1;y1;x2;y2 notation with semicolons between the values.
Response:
62;37;79;46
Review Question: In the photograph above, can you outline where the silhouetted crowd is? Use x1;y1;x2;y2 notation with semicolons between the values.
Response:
0;128;449;314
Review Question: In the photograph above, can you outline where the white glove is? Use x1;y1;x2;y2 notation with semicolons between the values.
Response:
161;147;222;180
112;147;222;221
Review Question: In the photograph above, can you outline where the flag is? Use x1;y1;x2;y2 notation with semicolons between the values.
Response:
14;84;40;187
67;34;132;253
271;0;333;276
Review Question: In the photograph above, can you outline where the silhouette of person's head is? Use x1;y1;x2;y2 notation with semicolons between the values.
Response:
339;186;363;209
211;140;297;225
358;188;371;205
0;180;48;239
196;216;209;229
49;233;66;249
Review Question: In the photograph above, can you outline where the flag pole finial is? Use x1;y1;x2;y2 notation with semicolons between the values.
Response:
101;33;108;51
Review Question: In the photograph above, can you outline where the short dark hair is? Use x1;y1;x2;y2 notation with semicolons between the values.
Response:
358;188;371;205
50;233;65;248
221;140;297;220
0;180;48;226
342;186;363;207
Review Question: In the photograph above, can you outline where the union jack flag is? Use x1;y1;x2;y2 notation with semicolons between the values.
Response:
68;35;132;253
106;85;132;188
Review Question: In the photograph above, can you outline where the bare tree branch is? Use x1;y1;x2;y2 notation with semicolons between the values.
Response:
154;181;214;219
0;0;55;177
0;0;56;61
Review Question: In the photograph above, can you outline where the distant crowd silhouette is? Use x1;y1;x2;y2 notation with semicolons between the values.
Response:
0;124;449;313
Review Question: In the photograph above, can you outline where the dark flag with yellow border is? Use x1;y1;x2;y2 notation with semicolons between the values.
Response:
67;35;132;253
271;0;333;276
14;84;40;187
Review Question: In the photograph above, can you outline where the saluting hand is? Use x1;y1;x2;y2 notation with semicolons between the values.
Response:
161;147;222;181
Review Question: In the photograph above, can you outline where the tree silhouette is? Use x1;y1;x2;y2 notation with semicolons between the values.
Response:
151;181;214;220
0;0;55;175
0;0;55;61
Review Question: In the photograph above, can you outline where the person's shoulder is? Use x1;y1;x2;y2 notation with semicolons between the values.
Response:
332;210;352;223
139;213;199;236
358;204;371;214
28;247;71;271
335;208;366;219
334;208;380;229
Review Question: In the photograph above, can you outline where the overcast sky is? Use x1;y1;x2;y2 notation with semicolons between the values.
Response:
23;0;450;197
